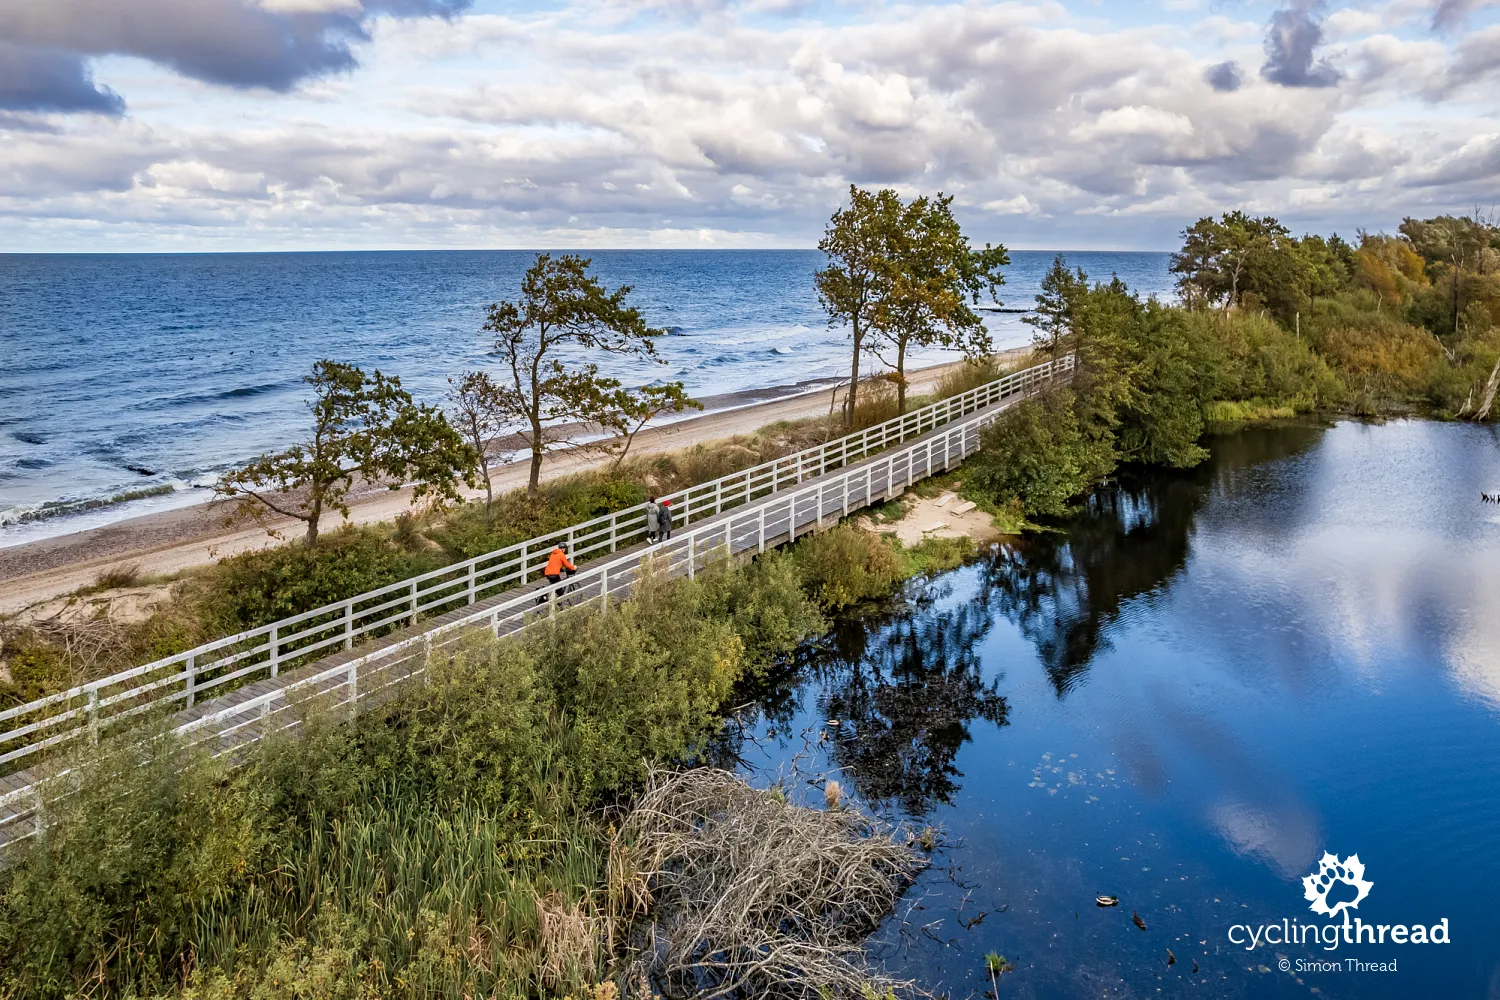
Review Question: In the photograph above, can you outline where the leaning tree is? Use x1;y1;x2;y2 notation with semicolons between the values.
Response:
481;253;690;492
216;359;473;546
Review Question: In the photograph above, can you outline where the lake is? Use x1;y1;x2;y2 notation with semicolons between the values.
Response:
731;418;1500;998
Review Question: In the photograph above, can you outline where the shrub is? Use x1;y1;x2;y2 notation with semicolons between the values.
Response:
0;641;72;707
196;526;448;629
695;551;827;678
966;390;1115;518
790;525;905;610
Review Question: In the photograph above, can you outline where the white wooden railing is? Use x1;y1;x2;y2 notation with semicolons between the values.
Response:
0;356;1071;777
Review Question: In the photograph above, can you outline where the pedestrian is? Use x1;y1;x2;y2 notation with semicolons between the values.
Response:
645;495;660;543
658;498;674;541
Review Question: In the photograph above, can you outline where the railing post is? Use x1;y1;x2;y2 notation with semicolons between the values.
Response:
601;565;609;615
519;543;528;584
816;484;823;531
348;662;358;717
409;579;418;628
344;603;354;650
843;474;850;516
87;688;99;745
758;505;766;552
269;624;280;677
185;654;196;709
467;561;477;605
688;534;696;579
610;517;619;552
715;480;723;515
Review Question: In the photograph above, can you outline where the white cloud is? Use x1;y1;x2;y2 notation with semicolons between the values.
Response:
2;0;1499;250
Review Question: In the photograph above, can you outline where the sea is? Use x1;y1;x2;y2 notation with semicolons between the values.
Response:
0;250;1172;546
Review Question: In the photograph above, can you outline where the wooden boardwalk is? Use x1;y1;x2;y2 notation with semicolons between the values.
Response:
0;358;1067;848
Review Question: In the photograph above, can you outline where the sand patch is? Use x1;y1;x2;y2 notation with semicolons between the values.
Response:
10;584;175;629
860;491;1000;546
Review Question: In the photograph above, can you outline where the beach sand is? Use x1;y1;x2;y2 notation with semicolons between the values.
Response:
0;355;1023;614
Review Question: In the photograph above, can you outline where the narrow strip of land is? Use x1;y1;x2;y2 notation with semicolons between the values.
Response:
0;357;1014;613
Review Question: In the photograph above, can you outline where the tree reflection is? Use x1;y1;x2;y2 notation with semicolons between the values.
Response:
981;422;1326;696
816;579;1009;817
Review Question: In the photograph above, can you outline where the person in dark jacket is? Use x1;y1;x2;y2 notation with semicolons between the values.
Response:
658;499;674;540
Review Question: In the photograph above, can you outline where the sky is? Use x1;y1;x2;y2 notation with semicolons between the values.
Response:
1;0;1498;252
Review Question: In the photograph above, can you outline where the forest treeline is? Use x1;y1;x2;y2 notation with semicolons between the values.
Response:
964;209;1500;520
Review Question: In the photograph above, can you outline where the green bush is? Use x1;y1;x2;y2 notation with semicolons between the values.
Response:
966;390;1115;518
0;642;72;707
790;524;906;610
196;527;449;630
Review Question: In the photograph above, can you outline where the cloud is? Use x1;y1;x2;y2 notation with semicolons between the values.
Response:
1262;1;1342;87
1205;60;1243;91
2;1;1497;251
1429;0;1500;32
0;0;469;109
0;42;123;115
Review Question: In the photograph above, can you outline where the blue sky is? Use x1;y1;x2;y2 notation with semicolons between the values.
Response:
1;0;1498;252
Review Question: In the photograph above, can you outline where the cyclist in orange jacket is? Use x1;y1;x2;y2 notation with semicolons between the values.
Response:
544;542;576;582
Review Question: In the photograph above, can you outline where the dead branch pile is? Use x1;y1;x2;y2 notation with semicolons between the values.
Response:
613;768;927;1000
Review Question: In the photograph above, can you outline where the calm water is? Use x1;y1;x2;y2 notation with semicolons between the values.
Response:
732;419;1500;999
0;250;1172;543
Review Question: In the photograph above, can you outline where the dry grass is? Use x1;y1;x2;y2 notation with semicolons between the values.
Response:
537;891;604;990
613;768;927;1000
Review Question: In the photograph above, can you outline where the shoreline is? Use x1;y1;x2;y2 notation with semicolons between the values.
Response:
0;355;1019;614
0;372;857;548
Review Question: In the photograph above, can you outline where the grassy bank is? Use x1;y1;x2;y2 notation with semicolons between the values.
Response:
0;361;1002;709
0;524;968;1000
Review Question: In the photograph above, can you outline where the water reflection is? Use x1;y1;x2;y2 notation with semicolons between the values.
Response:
817;580;1009;816
983;422;1327;696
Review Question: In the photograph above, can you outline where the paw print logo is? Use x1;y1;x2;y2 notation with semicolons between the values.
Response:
1302;852;1373;918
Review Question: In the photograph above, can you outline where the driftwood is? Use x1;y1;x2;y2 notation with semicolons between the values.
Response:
613;768;927;1000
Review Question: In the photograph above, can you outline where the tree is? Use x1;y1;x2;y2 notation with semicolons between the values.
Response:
216;360;473;546
483;253;678;492
1170;211;1295;312
447;370;509;523
605;383;703;469
817;186;904;427
869;193;1008;412
1399;214;1498;337
1025;254;1087;358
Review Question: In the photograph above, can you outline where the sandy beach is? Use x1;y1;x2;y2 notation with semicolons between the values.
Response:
0;356;1018;614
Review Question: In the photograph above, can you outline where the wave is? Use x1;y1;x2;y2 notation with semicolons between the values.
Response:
135;380;294;410
0;483;181;527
